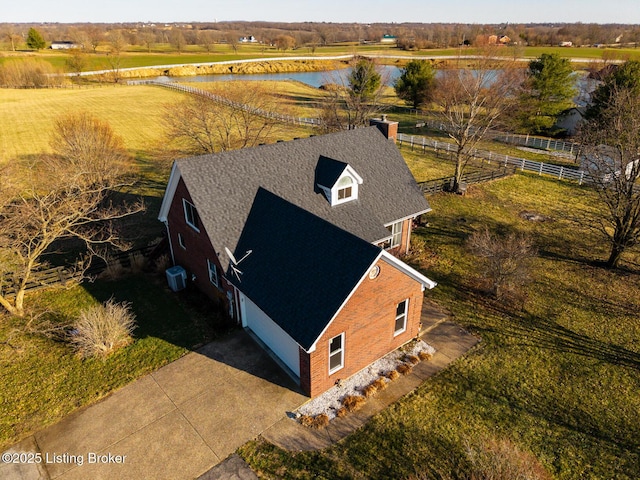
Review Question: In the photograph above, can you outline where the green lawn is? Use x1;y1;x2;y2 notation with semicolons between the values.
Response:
239;173;640;479
0;84;184;162
0;274;231;449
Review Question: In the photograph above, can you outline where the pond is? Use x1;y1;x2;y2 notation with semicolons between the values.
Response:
153;66;403;88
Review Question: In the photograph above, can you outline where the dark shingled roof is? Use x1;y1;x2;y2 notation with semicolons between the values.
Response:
231;188;381;350
314;155;348;188
176;126;430;271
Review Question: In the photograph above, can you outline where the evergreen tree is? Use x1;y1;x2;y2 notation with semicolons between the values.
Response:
26;28;46;50
348;57;381;100
515;53;576;134
394;60;436;109
586;60;640;121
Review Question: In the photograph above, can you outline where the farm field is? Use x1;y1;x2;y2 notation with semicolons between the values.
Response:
0;84;183;161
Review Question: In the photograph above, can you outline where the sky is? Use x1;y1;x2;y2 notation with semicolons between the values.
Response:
3;0;640;24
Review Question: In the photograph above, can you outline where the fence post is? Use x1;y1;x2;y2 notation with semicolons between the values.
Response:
539;162;543;176
559;166;564;180
521;159;525;171
570;143;574;155
410;136;414;150
422;137;426;152
547;138;551;150
504;155;508;167
579;171;584;185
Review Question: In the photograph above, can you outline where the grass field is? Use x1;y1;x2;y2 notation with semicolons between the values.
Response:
0;84;184;161
239;173;640;479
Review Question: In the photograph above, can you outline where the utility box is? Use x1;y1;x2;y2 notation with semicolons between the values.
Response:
166;265;187;292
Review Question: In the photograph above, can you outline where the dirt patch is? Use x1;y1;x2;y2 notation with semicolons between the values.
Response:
519;211;553;222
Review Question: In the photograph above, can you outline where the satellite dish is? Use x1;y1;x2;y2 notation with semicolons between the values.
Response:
224;247;253;282
224;247;237;265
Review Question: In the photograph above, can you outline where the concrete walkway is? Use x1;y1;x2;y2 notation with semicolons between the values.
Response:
262;320;479;451
2;308;479;480
1;332;306;480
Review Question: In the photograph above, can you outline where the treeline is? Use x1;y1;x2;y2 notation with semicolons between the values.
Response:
2;22;640;52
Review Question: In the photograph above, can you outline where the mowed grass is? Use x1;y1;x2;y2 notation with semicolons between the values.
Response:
240;174;640;479
0;85;188;162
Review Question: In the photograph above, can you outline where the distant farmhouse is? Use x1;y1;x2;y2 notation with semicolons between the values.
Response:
50;41;82;50
381;34;397;44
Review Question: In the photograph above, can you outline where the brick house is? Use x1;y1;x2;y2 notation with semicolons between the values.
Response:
158;122;436;397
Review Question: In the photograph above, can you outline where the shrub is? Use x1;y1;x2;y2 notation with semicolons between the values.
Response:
100;258;125;280
336;407;348;418
418;351;433;361
405;354;420;365
397;363;413;376
362;383;378;398
342;395;366;412
386;370;400;381
128;251;147;274
311;413;329;429
70;299;136;358
298;415;314;428
154;254;171;274
371;377;388;391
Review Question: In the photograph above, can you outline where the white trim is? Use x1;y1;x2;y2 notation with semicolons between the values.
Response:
382;209;432;228
328;332;345;374
381;251;437;290
394;299;409;336
158;162;180;222
178;232;186;250
183;199;200;232
389;220;402;248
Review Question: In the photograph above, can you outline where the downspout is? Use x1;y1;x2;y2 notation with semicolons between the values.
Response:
405;218;412;254
163;220;176;266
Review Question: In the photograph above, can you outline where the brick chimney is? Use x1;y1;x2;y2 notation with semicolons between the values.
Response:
370;115;399;143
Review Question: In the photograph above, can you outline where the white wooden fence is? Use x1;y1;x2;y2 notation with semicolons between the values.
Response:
397;133;591;185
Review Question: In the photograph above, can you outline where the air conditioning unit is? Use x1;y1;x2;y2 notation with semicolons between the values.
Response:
166;265;187;292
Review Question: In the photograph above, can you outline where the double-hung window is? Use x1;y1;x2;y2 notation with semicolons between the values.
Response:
394;299;409;336
328;333;345;374
388;221;403;248
207;259;219;288
183;199;200;232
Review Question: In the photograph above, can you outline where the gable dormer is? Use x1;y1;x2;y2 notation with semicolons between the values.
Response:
315;156;364;206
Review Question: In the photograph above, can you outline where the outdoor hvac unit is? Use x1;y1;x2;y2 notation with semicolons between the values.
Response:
166;265;187;292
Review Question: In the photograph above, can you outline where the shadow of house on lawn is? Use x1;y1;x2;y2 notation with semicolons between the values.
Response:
82;274;304;394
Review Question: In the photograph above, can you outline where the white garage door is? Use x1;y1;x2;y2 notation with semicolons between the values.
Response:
241;294;300;378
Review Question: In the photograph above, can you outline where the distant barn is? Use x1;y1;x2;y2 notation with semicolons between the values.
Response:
50;41;82;50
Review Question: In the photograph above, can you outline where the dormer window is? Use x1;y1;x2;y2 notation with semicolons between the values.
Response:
336;175;353;201
315;156;364;207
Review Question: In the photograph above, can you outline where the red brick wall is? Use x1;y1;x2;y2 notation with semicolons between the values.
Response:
166;178;230;307
300;256;424;397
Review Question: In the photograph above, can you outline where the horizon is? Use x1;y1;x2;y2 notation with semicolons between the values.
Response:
3;0;640;25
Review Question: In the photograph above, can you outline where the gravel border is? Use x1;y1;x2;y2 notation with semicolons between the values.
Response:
296;339;435;420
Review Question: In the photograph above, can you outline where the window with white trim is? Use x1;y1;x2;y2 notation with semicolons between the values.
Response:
207;259;219;288
183;199;200;232
177;233;186;249
336;175;353;200
328;333;344;374
394;299;408;336
388;221;403;248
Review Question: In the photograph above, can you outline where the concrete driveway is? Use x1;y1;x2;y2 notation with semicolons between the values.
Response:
2;331;306;480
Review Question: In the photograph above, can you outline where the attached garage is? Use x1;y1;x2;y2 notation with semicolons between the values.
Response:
240;293;301;379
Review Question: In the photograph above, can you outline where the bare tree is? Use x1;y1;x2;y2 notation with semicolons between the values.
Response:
199;30;215;53
170;29;186;54
163;83;285;155
467;227;536;301
86;26;104;53
4;29;21;52
0;113;144;317
274;34;296;51
434;50;523;192
579;86;640;268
